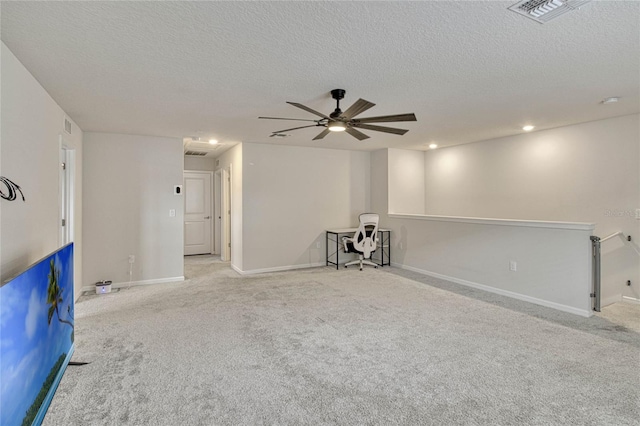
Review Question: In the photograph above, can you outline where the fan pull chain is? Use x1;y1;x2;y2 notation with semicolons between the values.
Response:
0;176;26;201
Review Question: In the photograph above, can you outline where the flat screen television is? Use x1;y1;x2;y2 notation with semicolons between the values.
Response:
0;243;74;426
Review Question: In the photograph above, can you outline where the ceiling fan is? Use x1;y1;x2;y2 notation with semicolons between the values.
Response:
259;89;417;141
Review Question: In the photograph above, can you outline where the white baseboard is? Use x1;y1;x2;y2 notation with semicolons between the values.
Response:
622;296;640;305
232;262;325;275
393;263;593;318
83;276;184;293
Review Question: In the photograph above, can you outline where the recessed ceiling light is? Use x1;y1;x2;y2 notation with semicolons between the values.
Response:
522;125;535;132
428;143;438;149
602;97;620;104
209;139;218;145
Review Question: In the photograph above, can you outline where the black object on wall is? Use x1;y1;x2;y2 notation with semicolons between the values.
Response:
0;176;25;201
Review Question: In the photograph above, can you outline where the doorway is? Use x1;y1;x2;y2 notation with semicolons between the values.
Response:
184;171;213;255
59;138;75;246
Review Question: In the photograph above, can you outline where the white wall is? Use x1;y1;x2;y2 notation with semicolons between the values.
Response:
423;114;640;303
1;42;84;299
424;115;639;221
387;214;594;316
241;143;370;273
388;148;425;214
374;148;595;316
371;149;389;215
378;115;639;314
215;143;243;271
83;133;183;286
184;156;215;171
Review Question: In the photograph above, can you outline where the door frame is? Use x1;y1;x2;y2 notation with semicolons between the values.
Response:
59;136;75;246
214;170;222;256
221;165;232;262
184;170;214;255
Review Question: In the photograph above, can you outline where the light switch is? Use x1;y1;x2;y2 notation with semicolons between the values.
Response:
169;209;176;217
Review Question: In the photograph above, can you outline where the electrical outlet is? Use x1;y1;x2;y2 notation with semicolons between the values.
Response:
509;261;517;271
169;209;176;217
129;255;135;264
316;242;321;249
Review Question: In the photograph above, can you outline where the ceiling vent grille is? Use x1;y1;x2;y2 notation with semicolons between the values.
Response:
508;0;592;23
185;151;208;156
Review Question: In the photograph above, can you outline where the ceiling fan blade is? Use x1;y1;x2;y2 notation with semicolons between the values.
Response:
272;124;319;133
286;102;330;119
345;127;370;141
312;128;331;140
342;98;376;119
259;116;319;122
352;113;417;123
352;123;408;136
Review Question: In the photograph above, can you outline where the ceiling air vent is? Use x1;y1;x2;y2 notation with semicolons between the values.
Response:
185;151;207;156
508;0;592;23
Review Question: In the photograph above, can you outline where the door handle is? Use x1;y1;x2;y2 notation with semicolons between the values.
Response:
204;216;211;219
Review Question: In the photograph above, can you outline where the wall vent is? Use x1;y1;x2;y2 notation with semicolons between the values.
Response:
63;118;72;134
508;0;591;23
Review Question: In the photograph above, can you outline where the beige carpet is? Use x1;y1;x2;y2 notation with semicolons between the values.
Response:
598;302;640;333
43;256;639;425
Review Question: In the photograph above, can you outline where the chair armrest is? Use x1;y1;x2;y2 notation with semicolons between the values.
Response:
342;236;353;253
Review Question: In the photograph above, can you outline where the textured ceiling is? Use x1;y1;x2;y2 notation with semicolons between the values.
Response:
1;1;638;152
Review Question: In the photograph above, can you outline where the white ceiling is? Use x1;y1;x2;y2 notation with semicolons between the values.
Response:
1;1;638;153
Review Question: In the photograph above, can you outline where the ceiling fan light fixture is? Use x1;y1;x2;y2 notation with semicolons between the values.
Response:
328;123;346;132
261;89;416;140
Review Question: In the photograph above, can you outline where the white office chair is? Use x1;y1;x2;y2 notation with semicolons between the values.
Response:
342;213;380;271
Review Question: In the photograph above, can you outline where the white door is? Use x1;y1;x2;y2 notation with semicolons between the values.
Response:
184;171;213;255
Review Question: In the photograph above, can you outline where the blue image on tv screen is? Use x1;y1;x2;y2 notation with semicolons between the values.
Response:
0;243;75;426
